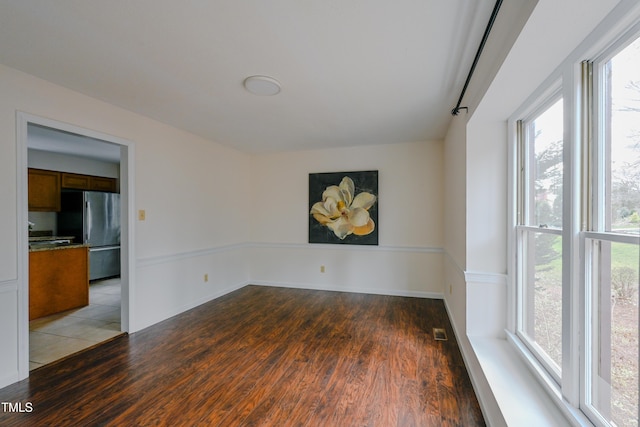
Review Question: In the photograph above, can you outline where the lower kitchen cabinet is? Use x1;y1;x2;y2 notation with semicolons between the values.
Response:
29;246;89;321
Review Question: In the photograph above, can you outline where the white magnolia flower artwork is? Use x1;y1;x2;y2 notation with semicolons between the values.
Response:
309;171;378;245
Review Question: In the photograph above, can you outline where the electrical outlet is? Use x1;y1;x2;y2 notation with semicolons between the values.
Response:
449;283;452;294
204;274;208;282
320;265;325;273
138;209;146;221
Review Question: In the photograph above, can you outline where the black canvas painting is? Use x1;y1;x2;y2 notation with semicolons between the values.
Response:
309;170;378;245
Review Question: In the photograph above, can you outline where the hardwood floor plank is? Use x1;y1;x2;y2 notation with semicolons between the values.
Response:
0;285;485;426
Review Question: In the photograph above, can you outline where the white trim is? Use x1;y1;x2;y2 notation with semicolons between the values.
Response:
506;332;593;426
252;242;444;254
464;271;507;285
119;139;136;333
562;51;582;406
443;297;502;426
583;231;639;245
442;249;466;278
137;242;250;268
472;335;575;426
442;249;507;287
137;242;443;268
16;113;29;381
252;280;444;300
507;113;519;335
572;0;640;65
517;225;563;236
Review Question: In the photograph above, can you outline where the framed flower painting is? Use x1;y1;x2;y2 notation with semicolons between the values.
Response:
309;170;378;245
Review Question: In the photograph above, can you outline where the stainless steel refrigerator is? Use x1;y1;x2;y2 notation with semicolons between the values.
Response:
58;191;121;281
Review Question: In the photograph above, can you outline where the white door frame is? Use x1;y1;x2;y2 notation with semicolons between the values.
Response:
16;112;135;380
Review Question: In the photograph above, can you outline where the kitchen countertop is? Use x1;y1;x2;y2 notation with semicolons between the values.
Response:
29;235;85;252
29;243;88;252
28;235;76;242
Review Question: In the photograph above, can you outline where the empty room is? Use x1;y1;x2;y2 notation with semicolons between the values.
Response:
0;1;639;426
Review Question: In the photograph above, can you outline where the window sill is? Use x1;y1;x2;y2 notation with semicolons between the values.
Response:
469;335;588;426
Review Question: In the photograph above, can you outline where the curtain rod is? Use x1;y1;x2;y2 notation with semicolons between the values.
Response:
451;0;504;116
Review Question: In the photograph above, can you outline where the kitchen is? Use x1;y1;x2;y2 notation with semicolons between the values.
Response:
27;123;123;370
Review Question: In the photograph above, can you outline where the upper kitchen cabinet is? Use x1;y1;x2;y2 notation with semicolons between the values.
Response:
88;176;117;192
59;172;90;189
28;168;61;212
61;172;117;192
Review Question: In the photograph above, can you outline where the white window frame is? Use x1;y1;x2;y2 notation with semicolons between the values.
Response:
581;24;640;425
514;89;565;387
508;6;640;426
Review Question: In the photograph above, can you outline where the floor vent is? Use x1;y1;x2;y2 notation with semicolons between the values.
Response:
433;328;448;341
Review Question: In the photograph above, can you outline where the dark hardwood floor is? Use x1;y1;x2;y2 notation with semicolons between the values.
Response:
0;285;485;426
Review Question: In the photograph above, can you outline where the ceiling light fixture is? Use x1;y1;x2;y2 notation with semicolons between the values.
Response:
243;75;281;96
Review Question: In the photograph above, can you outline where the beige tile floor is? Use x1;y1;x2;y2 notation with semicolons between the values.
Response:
29;278;122;371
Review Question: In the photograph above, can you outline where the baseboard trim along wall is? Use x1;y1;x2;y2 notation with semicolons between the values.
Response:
252;280;444;300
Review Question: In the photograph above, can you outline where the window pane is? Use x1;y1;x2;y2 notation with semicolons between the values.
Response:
589;240;639;427
607;36;640;234
522;230;563;373
530;99;564;228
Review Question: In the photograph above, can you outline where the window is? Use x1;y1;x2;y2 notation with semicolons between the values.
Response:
585;34;640;427
513;28;640;427
516;97;565;381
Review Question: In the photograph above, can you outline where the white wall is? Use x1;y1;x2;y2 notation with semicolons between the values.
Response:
249;141;445;296
0;64;252;387
443;115;468;333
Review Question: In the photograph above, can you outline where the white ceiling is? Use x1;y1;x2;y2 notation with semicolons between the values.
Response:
0;0;495;154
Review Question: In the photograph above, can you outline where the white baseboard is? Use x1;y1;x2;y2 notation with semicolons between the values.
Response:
251;279;443;299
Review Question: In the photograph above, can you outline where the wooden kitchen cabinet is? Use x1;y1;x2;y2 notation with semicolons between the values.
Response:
89;176;117;192
28;168;61;212
29;246;89;320
29;168;118;213
60;172;91;189
61;172;117;192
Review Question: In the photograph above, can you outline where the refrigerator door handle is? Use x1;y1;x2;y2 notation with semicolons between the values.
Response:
85;200;91;243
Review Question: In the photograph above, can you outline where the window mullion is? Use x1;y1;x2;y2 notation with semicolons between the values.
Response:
561;63;581;407
579;59;595;418
581;60;594;232
516;120;525;226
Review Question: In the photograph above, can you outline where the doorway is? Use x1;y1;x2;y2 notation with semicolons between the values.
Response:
17;113;134;379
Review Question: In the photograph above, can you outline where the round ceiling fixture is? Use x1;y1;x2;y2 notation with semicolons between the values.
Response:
243;75;281;96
